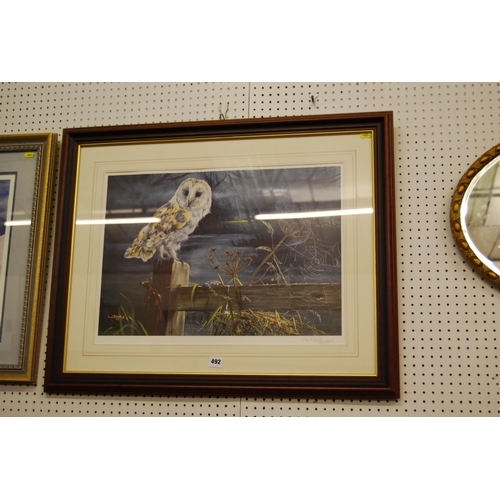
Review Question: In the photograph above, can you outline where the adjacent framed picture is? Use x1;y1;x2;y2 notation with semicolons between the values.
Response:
44;113;399;398
0;133;57;383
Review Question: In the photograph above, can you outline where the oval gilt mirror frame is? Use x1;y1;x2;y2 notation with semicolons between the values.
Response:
451;142;500;286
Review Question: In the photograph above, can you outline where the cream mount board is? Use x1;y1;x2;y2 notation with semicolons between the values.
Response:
1;82;499;416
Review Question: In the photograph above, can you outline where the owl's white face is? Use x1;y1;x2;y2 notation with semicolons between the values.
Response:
175;178;212;213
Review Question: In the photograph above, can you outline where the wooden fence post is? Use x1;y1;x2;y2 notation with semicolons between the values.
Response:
150;259;190;335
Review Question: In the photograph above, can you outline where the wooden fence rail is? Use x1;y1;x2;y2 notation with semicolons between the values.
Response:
148;258;341;335
168;283;341;312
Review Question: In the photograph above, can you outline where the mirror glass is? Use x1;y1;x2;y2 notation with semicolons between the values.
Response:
461;155;500;275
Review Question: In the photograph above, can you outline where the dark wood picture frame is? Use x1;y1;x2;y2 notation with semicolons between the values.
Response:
44;112;399;398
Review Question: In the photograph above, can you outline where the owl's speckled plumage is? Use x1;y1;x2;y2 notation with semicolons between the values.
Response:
124;178;212;262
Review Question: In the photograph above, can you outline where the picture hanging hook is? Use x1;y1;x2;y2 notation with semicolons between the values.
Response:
219;102;229;120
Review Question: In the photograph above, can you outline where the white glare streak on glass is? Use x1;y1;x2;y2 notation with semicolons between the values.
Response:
254;208;374;221
4;220;31;226
76;217;160;225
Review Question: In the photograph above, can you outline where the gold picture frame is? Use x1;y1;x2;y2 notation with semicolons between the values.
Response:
44;113;399;398
0;133;57;383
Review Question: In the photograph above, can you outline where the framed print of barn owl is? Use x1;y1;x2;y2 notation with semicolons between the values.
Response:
44;113;399;398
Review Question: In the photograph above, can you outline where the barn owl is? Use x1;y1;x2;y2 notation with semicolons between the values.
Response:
124;178;212;262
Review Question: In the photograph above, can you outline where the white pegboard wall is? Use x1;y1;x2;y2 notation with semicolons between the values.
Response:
0;82;250;131
1;82;500;417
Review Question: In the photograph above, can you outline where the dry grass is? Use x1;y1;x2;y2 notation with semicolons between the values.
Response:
202;306;325;336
